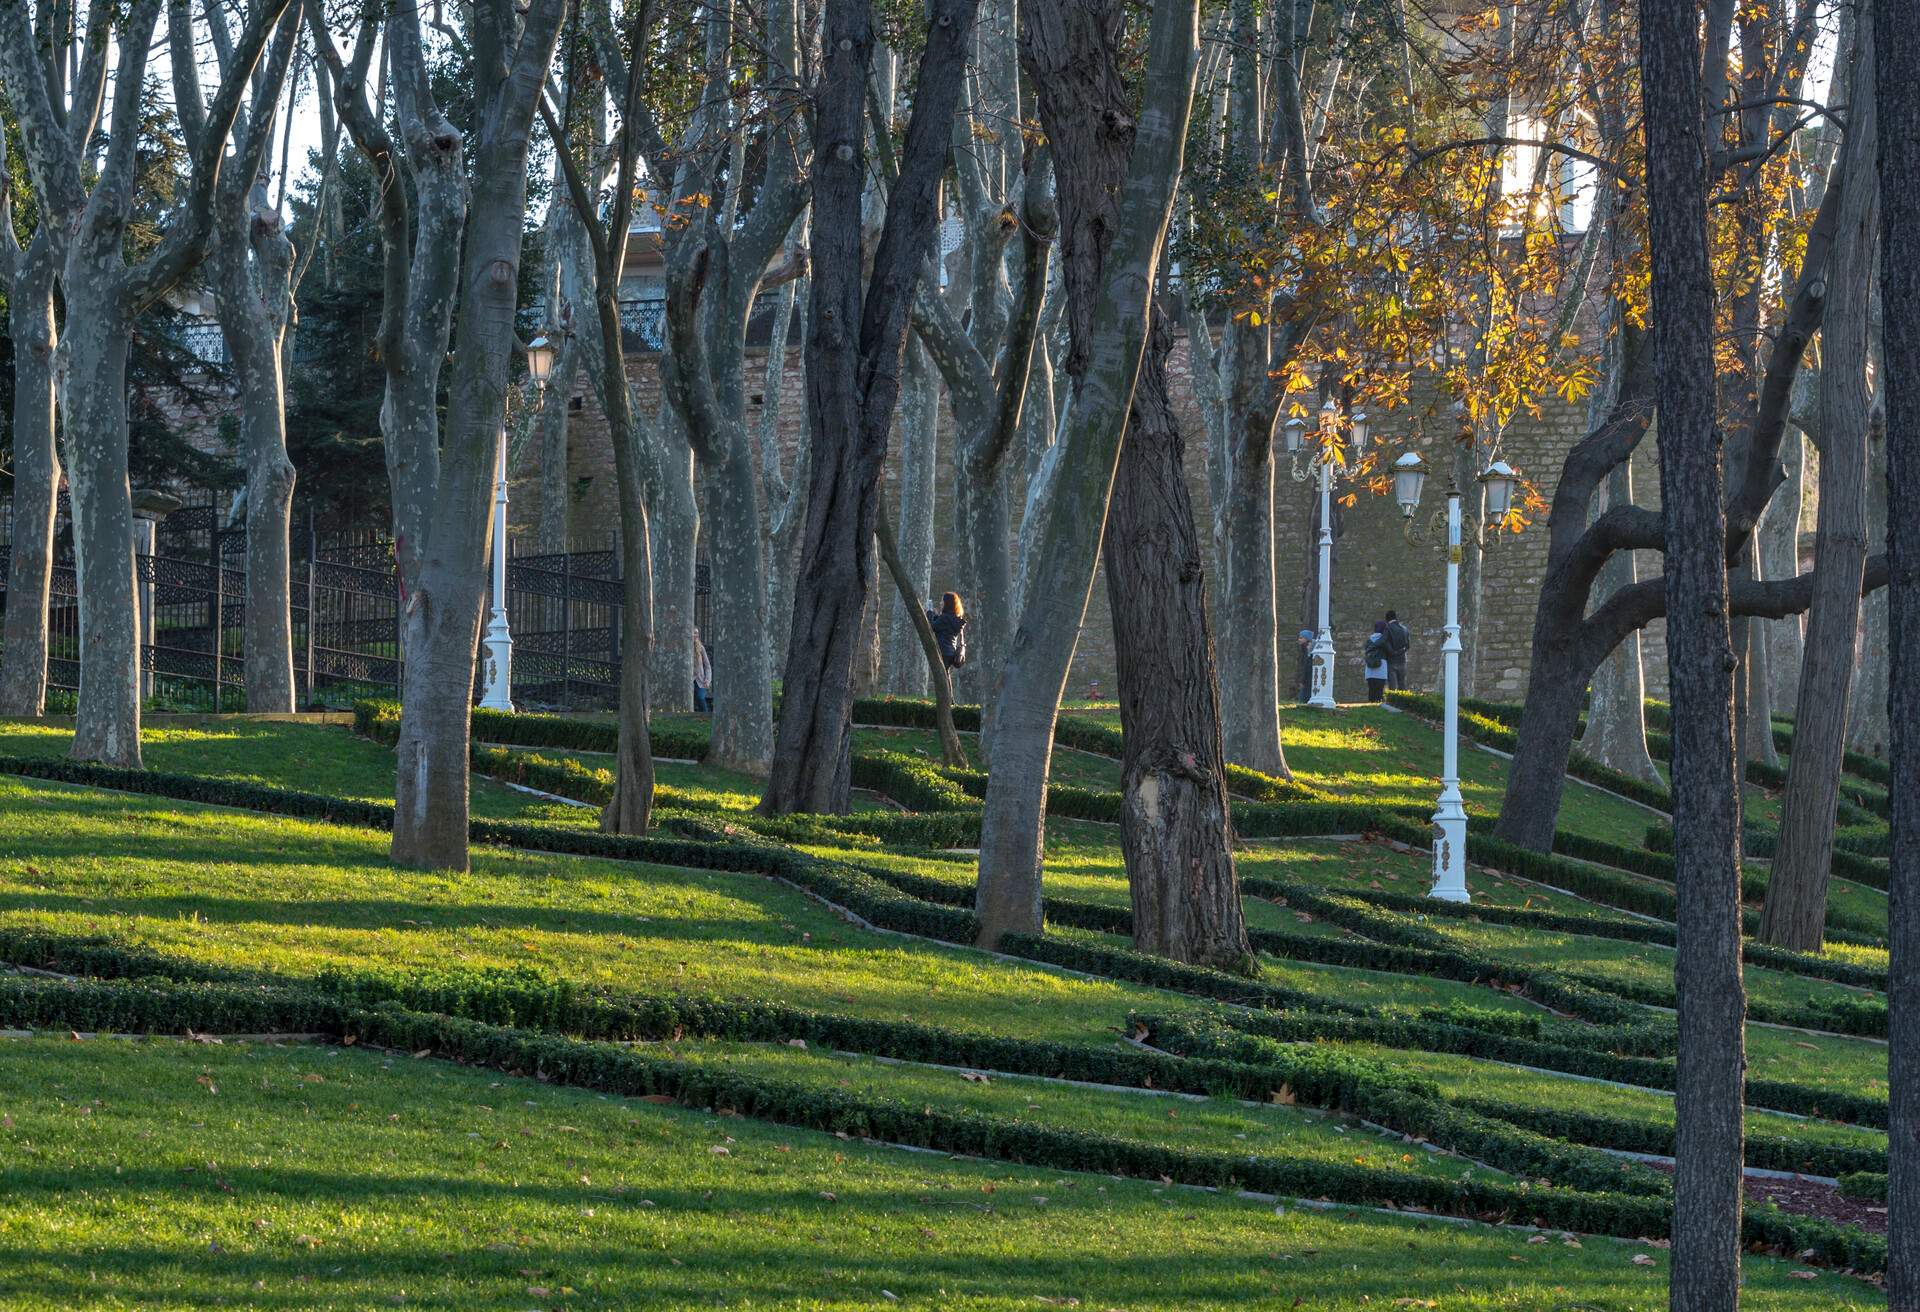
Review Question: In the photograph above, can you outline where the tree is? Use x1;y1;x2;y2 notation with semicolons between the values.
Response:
170;0;312;715
1761;10;1878;953
0;0;296;765
1639;2;1745;1304
973;0;1201;948
540;2;662;834
649;0;807;775
1873;0;1919;1298
0;106;61;716
759;0;984;815
310;0;567;869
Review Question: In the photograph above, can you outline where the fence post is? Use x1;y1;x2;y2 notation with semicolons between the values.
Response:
211;561;223;710
304;559;317;707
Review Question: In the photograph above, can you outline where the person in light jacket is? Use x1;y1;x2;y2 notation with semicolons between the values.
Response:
692;625;713;713
1362;621;1391;703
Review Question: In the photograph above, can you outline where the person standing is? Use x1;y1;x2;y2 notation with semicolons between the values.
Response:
692;625;713;713
1295;628;1316;703
927;592;969;671
1383;609;1412;689
1363;621;1391;702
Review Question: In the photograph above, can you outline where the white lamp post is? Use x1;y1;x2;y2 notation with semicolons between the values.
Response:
1290;398;1367;710
480;336;556;712
1398;449;1521;904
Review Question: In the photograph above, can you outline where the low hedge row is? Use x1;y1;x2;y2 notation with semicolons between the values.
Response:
1646;822;1891;893
1242;871;1889;994
1839;1172;1888;1203
0;973;1728;1250
1164;1003;1891;1130
1385;691;1673;814
1134;1011;1880;1270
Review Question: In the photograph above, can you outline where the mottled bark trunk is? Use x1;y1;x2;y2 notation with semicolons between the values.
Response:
1104;309;1252;972
0;245;59;716
1873;3;1920;1296
1216;351;1289;777
1641;2;1747;1302
1847;421;1890;756
599;392;656;834
975;0;1198;948
702;436;776;771
877;503;968;764
61;283;144;766
1762;421;1808;715
1762;25;1877;953
1495;631;1603;851
392;2;565;868
883;338;939;697
1579;462;1662;784
650;404;698;712
214;193;298;715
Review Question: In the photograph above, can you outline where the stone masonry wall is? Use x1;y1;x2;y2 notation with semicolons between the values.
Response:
513;337;1663;706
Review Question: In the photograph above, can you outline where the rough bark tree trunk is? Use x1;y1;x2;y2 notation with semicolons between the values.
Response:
1641;3;1747;1303
1872;4;1919;1296
1762;20;1877;952
876;504;968;764
0;242;60;716
1104;307;1253;971
974;0;1200;947
649;401;699;712
761;0;982;815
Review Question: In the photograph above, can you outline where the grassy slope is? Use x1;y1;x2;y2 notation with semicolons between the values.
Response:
0;1038;1873;1311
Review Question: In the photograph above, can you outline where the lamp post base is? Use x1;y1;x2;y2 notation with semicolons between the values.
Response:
479;617;514;713
1307;632;1338;709
1428;790;1470;903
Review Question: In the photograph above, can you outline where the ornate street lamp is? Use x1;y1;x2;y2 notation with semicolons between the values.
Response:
1289;397;1370;710
480;337;559;712
1398;450;1523;904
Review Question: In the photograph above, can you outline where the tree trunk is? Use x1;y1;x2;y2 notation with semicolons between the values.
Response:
391;3;565;868
1641;2;1747;1304
214;184;299;715
1872;3;1919;1296
1104;307;1253;972
876;503;968;765
1761;23;1876;953
702;436;777;771
883;337;939;697
599;400;656;833
1216;349;1290;777
975;0;1199;948
761;0;980;816
1847;418;1890;756
1577;461;1662;784
650;403;698;712
0;242;60;717
1761;422;1808;715
1496;630;1607;851
61;283;144;767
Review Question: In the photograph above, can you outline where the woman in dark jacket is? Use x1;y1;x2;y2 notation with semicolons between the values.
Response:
926;592;968;670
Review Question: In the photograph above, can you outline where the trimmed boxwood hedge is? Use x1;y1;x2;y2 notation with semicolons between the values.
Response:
1646;821;1891;893
0;972;1718;1249
1838;1171;1888;1203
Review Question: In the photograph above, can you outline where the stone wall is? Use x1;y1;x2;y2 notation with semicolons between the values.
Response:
513;336;1653;705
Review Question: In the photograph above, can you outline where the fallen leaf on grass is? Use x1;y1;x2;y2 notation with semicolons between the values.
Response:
1631;1255;1656;1267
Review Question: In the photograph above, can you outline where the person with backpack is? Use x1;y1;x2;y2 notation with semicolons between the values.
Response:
1383;610;1412;689
927;592;969;671
1362;621;1391;702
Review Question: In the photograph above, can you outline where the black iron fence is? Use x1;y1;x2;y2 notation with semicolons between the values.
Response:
0;504;700;711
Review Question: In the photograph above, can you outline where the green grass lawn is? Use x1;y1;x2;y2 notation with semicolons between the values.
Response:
0;712;1891;1307
0;1038;1876;1311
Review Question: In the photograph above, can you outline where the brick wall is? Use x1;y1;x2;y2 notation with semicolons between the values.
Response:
516;336;1658;705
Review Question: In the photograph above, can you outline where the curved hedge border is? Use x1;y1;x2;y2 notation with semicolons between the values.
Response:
1153;1005;1890;1130
0;972;1719;1251
1645;823;1890;893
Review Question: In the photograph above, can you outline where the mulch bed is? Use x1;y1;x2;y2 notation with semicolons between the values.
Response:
1645;1161;1886;1234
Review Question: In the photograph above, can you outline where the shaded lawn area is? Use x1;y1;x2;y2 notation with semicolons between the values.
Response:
0;1039;1877;1311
